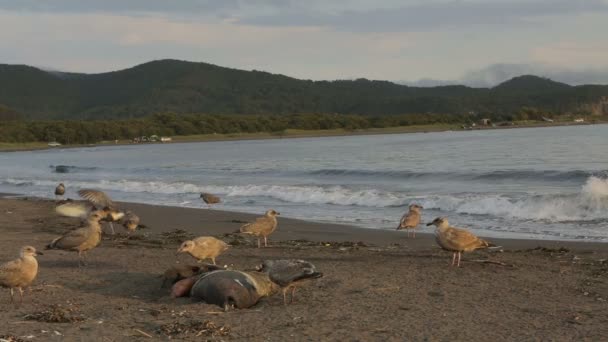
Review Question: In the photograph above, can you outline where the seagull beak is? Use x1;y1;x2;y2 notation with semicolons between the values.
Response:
36;251;44;256
426;222;433;226
175;248;182;255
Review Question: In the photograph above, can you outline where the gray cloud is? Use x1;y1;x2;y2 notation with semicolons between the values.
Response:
239;0;608;31
2;1;607;32
403;64;608;87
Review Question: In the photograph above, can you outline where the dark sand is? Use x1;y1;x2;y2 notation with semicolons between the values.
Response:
0;196;607;341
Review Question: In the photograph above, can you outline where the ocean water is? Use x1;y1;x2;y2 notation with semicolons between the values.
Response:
1;125;607;242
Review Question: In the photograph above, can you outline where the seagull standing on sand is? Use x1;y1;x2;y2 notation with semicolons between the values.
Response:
77;189;125;235
396;204;423;238
257;259;323;305
55;183;65;201
176;236;229;265
427;217;495;267
240;209;280;248
200;192;221;208
0;246;43;305
46;210;106;267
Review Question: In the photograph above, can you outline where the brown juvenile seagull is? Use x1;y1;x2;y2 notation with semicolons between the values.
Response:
200;192;221;208
240;209;280;248
54;183;65;201
176;236;229;265
0;246;43;305
396;204;423;238
78;189;125;235
46;210;106;267
427;217;495;267
121;211;140;234
257;259;323;305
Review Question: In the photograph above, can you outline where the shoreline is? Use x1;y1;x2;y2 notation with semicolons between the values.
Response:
3;194;605;251
0;120;603;153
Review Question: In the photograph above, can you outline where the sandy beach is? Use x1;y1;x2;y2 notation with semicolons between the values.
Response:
0;196;607;341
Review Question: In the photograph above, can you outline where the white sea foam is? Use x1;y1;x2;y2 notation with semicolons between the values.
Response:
3;176;607;223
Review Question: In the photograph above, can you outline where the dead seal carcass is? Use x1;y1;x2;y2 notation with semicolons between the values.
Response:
190;270;277;310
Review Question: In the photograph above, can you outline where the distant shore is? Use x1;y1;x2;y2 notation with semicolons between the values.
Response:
0;120;603;153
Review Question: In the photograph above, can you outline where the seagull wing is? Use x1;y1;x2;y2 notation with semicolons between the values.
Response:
0;259;22;282
263;259;319;287
78;189;114;208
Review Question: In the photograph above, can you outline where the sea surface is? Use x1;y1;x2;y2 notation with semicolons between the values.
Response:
1;125;607;241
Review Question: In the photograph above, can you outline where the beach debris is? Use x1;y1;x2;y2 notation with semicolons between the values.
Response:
469;259;514;267
46;210;106;267
156;320;230;338
200;192;221;208
176;236;229;265
0;246;43;305
257;259;323;305
134;329;153;338
396;204;423;238
427;217;496;267
239;209;280;248
0;335;26;342
160;229;194;244
23;304;85;323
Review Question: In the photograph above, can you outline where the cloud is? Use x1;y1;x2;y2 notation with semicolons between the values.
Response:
239;0;608;31
2;1;607;32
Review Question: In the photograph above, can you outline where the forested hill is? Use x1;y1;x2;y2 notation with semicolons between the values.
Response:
0;59;607;120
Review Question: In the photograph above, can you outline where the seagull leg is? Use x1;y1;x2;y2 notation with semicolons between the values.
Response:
457;252;462;267
18;287;24;304
212;257;216;265
264;237;268;247
451;253;457;266
290;287;296;304
9;288;14;304
109;222;115;235
282;288;288;305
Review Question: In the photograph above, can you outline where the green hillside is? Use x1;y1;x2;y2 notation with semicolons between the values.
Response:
0;59;607;120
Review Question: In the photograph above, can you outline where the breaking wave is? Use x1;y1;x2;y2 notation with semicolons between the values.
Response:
2;176;607;223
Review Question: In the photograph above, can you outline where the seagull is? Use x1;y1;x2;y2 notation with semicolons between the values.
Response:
257;259;323;305
240;209;280;248
121;211;140;234
176;236;229;265
46;210;106;267
396;204;423;238
54;183;65;201
427;217;495;267
200;192;221;208
77;189;125;235
0;246;43;305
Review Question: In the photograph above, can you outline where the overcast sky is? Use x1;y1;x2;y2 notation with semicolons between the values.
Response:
1;0;607;85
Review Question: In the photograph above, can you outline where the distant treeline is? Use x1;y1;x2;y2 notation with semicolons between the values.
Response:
1;60;607;121
0;112;500;144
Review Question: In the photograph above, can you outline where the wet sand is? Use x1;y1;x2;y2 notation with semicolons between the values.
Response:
0;196;606;341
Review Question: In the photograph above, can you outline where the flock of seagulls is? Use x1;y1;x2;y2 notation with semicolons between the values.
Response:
0;183;496;309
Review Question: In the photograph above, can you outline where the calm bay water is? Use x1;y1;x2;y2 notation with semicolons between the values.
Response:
1;125;607;241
